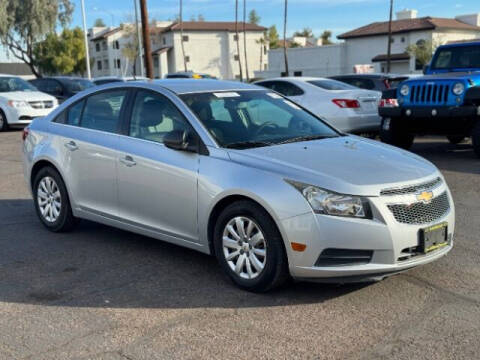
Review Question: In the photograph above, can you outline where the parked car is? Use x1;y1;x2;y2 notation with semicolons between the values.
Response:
255;77;381;133
329;74;416;92
30;76;94;103
23;80;454;291
0;74;57;131
93;76;149;86
165;71;216;79
379;40;480;156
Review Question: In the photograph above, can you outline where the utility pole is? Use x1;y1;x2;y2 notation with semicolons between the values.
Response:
139;0;153;79
80;0;91;79
134;0;145;77
283;0;289;77
386;0;393;74
243;0;249;82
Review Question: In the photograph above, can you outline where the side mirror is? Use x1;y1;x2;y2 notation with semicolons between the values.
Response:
164;130;198;152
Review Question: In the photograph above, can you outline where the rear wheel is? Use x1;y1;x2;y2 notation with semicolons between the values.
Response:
33;166;77;232
0;110;8;132
213;200;289;292
446;135;465;145
472;122;480;158
380;117;414;150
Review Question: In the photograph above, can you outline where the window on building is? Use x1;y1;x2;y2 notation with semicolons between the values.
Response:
401;37;405;43
97;60;102;70
264;46;267;55
182;35;189;42
293;71;303;77
114;59;121;69
234;55;240;61
113;40;120;49
162;37;166;45
102;41;107;50
95;43;100;52
233;34;238;41
153;56;159;67
81;90;127;133
185;56;190;63
390;38;395;44
103;60;109;70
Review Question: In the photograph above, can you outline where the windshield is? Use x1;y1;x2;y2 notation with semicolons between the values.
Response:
432;45;480;70
63;79;94;93
181;90;339;149
0;77;37;92
308;79;356;90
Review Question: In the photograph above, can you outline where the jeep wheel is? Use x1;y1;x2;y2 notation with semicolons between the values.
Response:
447;135;465;145
380;117;414;150
472;122;480;158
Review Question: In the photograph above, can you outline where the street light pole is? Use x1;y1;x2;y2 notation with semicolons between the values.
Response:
81;0;91;79
139;0;153;79
386;0;393;74
133;0;145;77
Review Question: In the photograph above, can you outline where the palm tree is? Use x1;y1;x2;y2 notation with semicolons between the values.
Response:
283;0;289;76
243;0;250;82
180;0;188;72
235;0;243;81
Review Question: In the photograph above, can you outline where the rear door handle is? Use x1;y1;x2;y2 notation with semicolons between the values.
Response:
120;155;136;167
64;141;78;151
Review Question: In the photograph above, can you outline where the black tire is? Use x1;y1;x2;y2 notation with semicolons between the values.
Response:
33;166;77;232
213;200;289;292
472;122;480;158
379;117;414;150
0;109;8;132
446;135;465;145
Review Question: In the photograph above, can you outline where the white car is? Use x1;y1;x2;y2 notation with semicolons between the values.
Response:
255;77;382;134
0;75;58;131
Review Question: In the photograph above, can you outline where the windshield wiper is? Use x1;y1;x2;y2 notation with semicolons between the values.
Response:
277;134;338;145
224;140;274;149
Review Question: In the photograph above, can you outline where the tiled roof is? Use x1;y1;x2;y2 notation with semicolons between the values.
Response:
164;21;267;32
338;17;480;39
90;28;122;41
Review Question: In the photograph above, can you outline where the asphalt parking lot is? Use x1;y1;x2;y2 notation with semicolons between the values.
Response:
0;130;479;360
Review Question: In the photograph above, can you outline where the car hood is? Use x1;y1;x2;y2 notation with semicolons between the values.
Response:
405;72;479;82
227;136;438;196
0;91;56;102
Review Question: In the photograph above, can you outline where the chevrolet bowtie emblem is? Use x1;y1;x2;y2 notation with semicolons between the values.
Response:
416;191;434;204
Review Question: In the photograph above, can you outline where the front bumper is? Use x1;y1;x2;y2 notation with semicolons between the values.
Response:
379;104;479;119
4;105;56;126
280;177;455;282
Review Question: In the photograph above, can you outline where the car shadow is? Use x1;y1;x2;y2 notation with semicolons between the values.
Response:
0;199;369;309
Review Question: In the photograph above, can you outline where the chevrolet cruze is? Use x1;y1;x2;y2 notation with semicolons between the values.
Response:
22;80;454;292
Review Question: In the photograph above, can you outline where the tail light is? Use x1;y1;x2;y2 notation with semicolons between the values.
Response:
22;127;29;141
379;98;399;108
332;99;360;108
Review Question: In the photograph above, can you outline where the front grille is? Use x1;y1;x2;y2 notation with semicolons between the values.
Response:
387;192;450;225
28;101;54;109
315;248;373;267
381;177;442;196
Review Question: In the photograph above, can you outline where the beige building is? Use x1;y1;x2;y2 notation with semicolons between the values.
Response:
89;21;268;80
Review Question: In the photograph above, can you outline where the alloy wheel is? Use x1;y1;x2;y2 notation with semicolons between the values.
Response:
37;176;62;223
222;216;267;279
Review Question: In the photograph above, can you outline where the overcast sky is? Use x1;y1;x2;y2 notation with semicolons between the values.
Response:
0;0;477;62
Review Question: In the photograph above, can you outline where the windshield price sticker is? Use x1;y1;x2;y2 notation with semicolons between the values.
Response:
284;100;301;110
214;92;241;98
267;92;283;99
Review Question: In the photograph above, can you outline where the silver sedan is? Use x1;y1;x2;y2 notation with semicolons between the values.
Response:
22;80;454;292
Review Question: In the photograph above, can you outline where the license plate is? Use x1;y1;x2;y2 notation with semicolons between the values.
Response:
420;222;448;254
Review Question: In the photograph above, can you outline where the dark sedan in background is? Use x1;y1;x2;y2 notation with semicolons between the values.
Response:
30;77;94;103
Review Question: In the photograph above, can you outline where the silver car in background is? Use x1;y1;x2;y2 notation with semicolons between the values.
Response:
22;80;454;292
255;77;381;134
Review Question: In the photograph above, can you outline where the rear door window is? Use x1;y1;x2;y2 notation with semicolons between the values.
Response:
80;90;127;133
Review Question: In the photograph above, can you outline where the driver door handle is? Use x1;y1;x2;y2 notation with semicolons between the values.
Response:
64;141;78;151
120;155;136;167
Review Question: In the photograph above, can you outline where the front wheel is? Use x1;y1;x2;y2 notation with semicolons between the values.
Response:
0;110;8;132
213;201;289;292
33;166;78;232
380;117;414;150
472;122;480;158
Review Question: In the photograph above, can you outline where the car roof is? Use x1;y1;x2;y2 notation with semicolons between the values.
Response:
256;77;331;82
152;79;261;94
331;73;402;79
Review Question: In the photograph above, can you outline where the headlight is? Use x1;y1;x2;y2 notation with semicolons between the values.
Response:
286;180;372;219
400;84;409;96
452;82;465;96
7;100;29;108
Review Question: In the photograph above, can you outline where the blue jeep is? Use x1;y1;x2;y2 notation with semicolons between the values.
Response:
379;40;480;157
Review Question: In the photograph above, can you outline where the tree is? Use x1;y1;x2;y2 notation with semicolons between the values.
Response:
283;0;289;76
243;0;249;81
0;0;74;78
235;0;243;81
267;25;280;49
248;9;260;25
94;18;106;27
293;27;313;38
406;39;439;68
121;23;140;76
320;30;333;45
33;27;87;76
